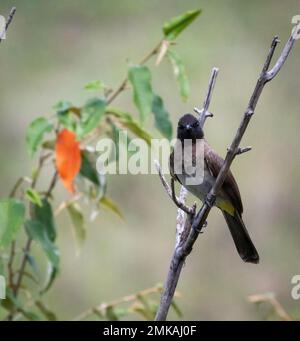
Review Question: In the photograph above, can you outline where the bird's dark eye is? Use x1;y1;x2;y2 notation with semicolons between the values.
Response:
178;124;184;129
192;121;199;128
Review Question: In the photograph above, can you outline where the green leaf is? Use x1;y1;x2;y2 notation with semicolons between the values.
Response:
58;112;78;132
1;288;15;312
20;309;40;321
0;199;25;248
111;123;120;162
41;264;57;294
80;150;106;200
137;294;152;311
106;108;153;146
26;253;40;277
23;271;39;284
136;294;158;319
128;65;154;124
22;310;40;321
80;151;100;186
0;256;4;275
2;288;39;321
77;98;106;138
32;199;56;242
163;9;201;40
131;302;154;320
122;119;152;146
35;300;57;321
114;307;129;319
167;49;189;102
42;139;55;150
152;95;173;139
53;100;73;113
171;300;183;318
99;197;123;219
55;101;79;133
26;117;53;157
26;188;42;207
67;202;86;250
25;220;60;269
105;306;119;321
93;308;104;319
84;80;107;92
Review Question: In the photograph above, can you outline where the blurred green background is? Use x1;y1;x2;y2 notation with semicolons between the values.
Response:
0;0;300;320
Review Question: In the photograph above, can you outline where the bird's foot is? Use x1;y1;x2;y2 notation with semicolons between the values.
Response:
205;194;216;208
193;220;207;233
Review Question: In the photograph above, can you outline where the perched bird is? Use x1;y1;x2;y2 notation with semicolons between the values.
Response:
169;113;259;263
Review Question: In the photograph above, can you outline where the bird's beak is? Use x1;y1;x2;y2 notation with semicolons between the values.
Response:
185;125;191;131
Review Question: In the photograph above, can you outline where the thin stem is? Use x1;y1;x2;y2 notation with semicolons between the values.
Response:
266;33;298;81
72;284;174;321
9;177;25;198
262;36;280;73
6;36;164;317
155;160;194;215
202;67;219;115
196;67;219;127
54;193;83;216
45;171;58;199
7;241;16;290
0;7;16;43
13;238;32;296
11;159;57;306
107;40;162;105
32;152;52;189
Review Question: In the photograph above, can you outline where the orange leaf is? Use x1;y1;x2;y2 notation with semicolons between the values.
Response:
55;129;81;193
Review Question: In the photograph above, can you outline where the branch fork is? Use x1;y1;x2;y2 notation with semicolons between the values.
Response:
227;146;252;156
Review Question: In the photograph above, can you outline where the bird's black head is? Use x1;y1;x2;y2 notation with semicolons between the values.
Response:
177;113;204;141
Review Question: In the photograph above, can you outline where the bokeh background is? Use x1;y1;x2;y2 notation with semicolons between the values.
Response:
0;0;300;320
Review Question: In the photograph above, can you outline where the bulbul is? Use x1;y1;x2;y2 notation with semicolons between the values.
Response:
169;113;259;263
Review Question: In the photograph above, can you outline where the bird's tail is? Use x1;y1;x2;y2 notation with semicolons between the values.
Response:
222;211;259;264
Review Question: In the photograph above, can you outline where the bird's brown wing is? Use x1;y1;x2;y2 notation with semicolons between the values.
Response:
169;149;182;184
204;141;243;214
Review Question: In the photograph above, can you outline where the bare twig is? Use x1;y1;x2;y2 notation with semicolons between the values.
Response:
155;67;219;320
155;160;194;215
13;238;32;297
45;170;58;199
107;40;162;105
248;292;293;321
0;7;16;43
7;241;16;290
54;193;83;216
175;187;190;248
195;67;219;127
9;177;25;198
155;31;298;321
227;145;252;155
236;146;252;155
7;152;52;303
32;152;52;188
72;284;180;321
12;163;57;301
